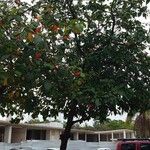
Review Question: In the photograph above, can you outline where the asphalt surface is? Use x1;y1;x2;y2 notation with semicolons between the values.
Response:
0;140;116;150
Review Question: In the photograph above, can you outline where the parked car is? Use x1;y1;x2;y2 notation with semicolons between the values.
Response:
97;148;111;150
116;139;150;150
10;147;34;150
46;148;59;150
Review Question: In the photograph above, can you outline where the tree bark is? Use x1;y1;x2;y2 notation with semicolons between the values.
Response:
60;112;74;150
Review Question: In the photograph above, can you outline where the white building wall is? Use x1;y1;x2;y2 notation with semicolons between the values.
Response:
11;128;27;143
50;130;60;140
46;130;51;140
4;126;12;143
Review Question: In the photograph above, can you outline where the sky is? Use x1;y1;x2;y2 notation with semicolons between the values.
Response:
0;112;128;126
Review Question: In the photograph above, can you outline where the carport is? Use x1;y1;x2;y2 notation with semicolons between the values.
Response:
0;126;5;142
26;129;46;140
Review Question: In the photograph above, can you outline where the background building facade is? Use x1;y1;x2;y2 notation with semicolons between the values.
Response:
0;120;135;143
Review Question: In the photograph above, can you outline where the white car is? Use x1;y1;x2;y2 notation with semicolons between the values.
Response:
10;147;34;150
46;148;59;150
97;148;111;150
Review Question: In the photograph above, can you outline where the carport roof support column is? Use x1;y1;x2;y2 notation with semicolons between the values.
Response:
4;125;12;143
111;132;114;141
85;133;87;142
123;130;126;139
98;133;101;142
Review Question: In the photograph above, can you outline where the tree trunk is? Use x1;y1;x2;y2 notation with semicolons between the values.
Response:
60;113;74;150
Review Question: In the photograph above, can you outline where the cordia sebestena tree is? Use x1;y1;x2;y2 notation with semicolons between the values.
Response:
0;0;150;149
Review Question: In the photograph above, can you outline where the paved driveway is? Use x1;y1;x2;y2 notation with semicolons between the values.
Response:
0;140;116;150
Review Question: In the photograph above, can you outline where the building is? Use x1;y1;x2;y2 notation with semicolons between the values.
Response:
0;120;135;143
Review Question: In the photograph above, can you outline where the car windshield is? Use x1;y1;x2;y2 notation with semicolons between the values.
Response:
121;143;136;150
140;143;150;150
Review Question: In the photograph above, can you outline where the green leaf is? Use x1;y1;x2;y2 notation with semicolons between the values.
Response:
44;63;53;69
44;81;51;91
15;70;22;77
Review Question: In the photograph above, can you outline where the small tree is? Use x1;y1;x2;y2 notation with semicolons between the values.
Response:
134;111;150;138
126;110;150;138
0;0;150;149
28;119;42;124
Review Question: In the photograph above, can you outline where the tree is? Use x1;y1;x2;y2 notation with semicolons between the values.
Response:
72;119;133;131
134;111;150;138
28;119;43;124
93;119;133;131
126;98;150;138
0;0;150;149
28;118;50;124
126;110;150;138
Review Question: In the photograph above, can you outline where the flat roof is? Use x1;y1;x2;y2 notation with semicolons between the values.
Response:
0;120;134;134
95;129;134;134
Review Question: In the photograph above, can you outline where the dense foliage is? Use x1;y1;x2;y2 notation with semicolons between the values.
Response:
134;111;150;138
93;119;133;130
73;119;133;131
27;118;61;124
0;0;150;149
126;110;150;138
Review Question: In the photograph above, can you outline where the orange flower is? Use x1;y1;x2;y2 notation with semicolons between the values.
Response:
15;0;21;5
34;27;41;34
50;25;60;32
63;35;70;41
27;32;33;42
16;35;21;41
87;104;95;110
73;71;81;77
35;52;41;60
34;15;41;21
3;78;8;86
0;20;3;27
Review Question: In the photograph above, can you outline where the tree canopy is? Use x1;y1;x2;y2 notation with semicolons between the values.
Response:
126;110;150;138
134;111;150;138
0;0;150;149
72;119;133;131
93;119;133;130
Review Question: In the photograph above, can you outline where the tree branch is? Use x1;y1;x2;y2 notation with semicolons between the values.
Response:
73;116;91;124
65;0;85;56
110;1;116;36
65;0;76;19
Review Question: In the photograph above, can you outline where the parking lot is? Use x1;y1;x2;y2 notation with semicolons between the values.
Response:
0;140;116;150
